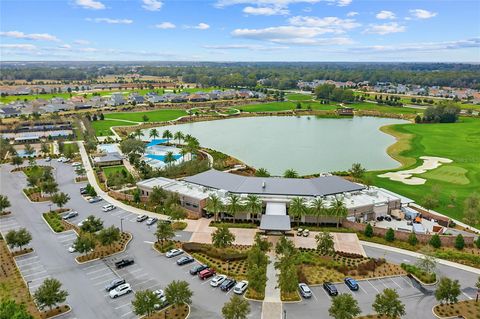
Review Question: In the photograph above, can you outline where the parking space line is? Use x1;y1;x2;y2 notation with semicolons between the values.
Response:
127;269;143;274
111;210;126;216
399;276;414;288
318;287;330;298
87;268;110;275
390;277;403;289
114;302;131;310
20;265;44;272
30;275;50;282
132;273;148;279
135;279;151;286
376;279;389;289
120;311;133;318
94;278;117;286
358;284;368;294
462;291;473;300
82;263;103;271
90;272;114;280
24;270;47;277
16;256;39;263
201;279;213;285
366;280;379;293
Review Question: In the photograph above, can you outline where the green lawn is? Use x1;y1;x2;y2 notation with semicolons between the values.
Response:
352;102;421;115
104;109;187;122
285;93;314;101
367;117;480;222
91;120;137;136
103;165;132;179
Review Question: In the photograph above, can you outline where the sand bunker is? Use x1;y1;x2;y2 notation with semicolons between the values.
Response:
378;156;453;185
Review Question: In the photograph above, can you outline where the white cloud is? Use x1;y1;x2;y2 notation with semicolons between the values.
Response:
350;38;480;53
74;39;90;45
376;10;395;20
155;22;176;29
59;44;72;49
87;18;133;24
142;0;163;11
0;31;59;42
364;22;405;35
288;16;361;31
243;6;289;15
346;11;358;17
79;47;98;52
0;44;38;51
216;0;350;10
409;9;437;19
204;44;289;50
75;0;105;10
336;0;351;7
194;23;210;30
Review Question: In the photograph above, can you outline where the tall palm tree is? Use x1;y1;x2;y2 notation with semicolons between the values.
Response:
149;128;159;140
245;194;262;223
174;131;184;145
163;151;176;166
226;194;243;224
180;148;189;162
186;137;200;155
134;128;144;140
162;129;173;144
310;197;326;227
283;169;298;178
184;134;194;143
289;197;306;226
205;194;223;222
331;199;348;228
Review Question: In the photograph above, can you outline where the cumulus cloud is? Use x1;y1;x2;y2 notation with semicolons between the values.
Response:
336;0;351;7
142;0;163;11
288;16;361;31
204;44;289;50
346;11;358;17
243;6;289;15
409;9;437;19
376;10;395;20
75;0;105;10
155;22;176;29
192;23;210;30
364;22;405;35
74;39;90;45
0;44;38;51
87;18;133;24
216;0;351;11
0;31;59;42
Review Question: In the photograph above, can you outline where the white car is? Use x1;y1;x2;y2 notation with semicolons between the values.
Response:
77;219;86;227
153;289;164;298
57;157;65;162
67;246;76;253
102;204;115;212
233;280;249;295
71;162;82;167
109;283;132;298
210;275;227;287
165;249;183;258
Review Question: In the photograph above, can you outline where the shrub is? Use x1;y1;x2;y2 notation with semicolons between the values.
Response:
454;234;465;250
364;224;373;238
429;234;442;248
401;263;436;284
475;237;480;249
182;242;248;261
385;228;395;242
408;233;418;246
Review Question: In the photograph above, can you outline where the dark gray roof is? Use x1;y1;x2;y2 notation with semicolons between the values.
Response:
259;215;291;231
93;152;123;163
183;169;364;197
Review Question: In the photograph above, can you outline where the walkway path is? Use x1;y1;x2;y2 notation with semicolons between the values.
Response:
262;240;282;319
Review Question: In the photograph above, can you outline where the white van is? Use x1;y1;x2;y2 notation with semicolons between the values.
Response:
102;204;115;212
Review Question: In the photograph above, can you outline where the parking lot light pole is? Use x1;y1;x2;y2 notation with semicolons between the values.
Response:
27;280;32;292
120;218;124;233
284;310;286;319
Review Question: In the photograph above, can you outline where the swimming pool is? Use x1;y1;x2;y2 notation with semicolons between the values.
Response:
147;139;168;147
17;150;37;157
145;154;182;162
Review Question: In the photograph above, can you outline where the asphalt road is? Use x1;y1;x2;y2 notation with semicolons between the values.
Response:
1;159;479;319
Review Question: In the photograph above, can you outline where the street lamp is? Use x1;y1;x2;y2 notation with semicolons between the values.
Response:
27;280;32;291
48;203;52;212
120;218;124;233
284;310;287;319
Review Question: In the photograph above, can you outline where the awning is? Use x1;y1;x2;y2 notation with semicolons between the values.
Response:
259;215;291;231
265;202;287;216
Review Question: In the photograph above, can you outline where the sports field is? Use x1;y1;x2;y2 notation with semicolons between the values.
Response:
104;109;187;122
91;120;137;136
368;117;480;222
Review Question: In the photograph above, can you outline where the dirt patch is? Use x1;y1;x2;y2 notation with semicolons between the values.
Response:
434;300;480;318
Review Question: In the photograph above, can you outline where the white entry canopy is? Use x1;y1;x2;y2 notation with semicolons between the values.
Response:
265;202;287;216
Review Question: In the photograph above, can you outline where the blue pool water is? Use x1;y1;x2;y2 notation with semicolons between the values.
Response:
147;139;169;147
146;154;182;162
17;150;37;157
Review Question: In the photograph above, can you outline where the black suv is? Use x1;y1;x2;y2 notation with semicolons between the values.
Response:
220;279;237;292
189;264;208;275
105;278;126;292
323;282;338;296
115;258;134;269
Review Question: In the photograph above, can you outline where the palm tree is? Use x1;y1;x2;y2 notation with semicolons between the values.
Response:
310;197;326;227
134;128;144;140
149;128;159;140
174;131;184;145
255;168;270;177
186;137;200;155
162;129;173;144
226;194;243;224
205;194;223;222
163;151;176;166
331;199;348;228
180;148;189;162
283;169;298;178
245;194;262;223
184;134;194;143
289;197;306;226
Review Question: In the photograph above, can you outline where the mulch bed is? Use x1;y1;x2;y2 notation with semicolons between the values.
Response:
434;300;480;319
11;247;34;257
40;305;71;319
76;232;132;263
145;304;189;319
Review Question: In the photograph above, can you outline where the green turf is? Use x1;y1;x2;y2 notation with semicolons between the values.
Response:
91;120;137;136
367;117;480;222
285;93;313;101
103;165;132;179
104;109;187;123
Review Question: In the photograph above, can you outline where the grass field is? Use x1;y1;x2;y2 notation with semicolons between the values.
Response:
285;93;314;101
104;109;187;122
91;120;137;136
102;165;132;179
367;117;480;222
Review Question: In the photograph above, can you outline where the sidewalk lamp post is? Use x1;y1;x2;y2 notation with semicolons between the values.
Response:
27;280;32;291
120;218;124;233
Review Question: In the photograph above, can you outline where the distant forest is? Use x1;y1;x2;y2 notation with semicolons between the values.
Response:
1;62;479;89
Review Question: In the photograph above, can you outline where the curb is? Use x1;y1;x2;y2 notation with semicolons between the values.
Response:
41;213;77;235
12;248;35;258
75;232;133;265
22;190;50;204
431;304;464;319
409;273;438;287
308;274;408;288
43;305;72;319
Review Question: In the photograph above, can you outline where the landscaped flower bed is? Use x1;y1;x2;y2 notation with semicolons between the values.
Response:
40;305;71;319
154;240;179;253
400;263;436;284
76;232;132;263
24;187;51;202
281;291;301;302
145;304;189;319
190;252;249;279
75;176;88;183
245;288;265;301
11;247;34;257
42;209;74;233
433;300;480;318
172;221;187;231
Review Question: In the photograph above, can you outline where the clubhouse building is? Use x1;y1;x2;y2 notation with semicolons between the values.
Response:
137;169;410;232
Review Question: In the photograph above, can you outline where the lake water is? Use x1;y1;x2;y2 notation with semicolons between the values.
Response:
145;116;409;175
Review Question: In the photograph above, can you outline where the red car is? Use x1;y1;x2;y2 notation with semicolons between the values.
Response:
198;268;216;280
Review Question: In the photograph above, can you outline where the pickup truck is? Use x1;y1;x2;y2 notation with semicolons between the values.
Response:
114;258;134;269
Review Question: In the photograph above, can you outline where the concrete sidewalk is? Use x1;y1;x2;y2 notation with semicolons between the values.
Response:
262;252;282;319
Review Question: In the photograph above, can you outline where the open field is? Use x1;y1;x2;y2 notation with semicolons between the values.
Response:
237;101;336;112
368;117;480;222
102;165;133;179
285;93;314;101
91;120;137;136
104;109;187;122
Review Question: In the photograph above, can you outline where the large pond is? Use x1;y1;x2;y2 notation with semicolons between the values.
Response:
144;116;409;175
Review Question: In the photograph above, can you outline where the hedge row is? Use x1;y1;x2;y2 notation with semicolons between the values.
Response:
182;242;248;261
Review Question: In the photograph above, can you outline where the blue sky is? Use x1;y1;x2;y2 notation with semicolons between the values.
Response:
1;0;479;62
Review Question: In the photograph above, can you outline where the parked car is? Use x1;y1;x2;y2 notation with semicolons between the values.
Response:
45;157;51;162
299;283;312;298
233;280;249;295
77;219;86;227
165;249;183;258
88;196;102;203
154;296;169;310
220;278;236;292
190;264;208;275
153;289;164;298
136;214;148;222
67;245;76;253
105;278;126;292
376;216;385;221
204;212;213;219
210;275;227;287
109;283;132;298
384;216;392;222
198;268;216;280
344;277;359;291
297;228;303;236
176;256;194;266
323;282;338;296
72;162;82;167
80;187;88;195
114;258;134;269
302;229;310;237
102;204;115;212
57;157;66;162
62;211;78;220
146;217;158;226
